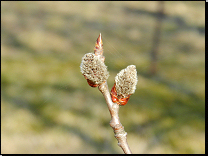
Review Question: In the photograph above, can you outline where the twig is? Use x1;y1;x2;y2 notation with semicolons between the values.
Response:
80;33;137;154
98;81;132;154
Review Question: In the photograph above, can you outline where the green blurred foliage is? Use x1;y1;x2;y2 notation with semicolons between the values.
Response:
1;1;205;154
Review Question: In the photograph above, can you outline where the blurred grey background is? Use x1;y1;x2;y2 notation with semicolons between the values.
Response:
1;1;205;154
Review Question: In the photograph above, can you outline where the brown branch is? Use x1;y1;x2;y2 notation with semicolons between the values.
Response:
98;81;132;154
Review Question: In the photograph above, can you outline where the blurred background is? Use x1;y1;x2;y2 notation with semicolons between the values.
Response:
1;1;205;154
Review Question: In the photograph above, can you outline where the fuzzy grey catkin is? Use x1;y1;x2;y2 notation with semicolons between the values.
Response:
80;53;109;85
115;65;138;98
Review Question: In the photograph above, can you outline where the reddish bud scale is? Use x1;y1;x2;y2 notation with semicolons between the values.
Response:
86;78;99;87
83;75;99;87
111;83;131;106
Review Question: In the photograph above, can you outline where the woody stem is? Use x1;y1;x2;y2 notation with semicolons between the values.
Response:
98;81;132;154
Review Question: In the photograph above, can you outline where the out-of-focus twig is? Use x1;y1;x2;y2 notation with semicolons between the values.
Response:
150;1;164;75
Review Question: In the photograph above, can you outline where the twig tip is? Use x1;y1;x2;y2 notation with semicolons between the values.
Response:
94;33;103;56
